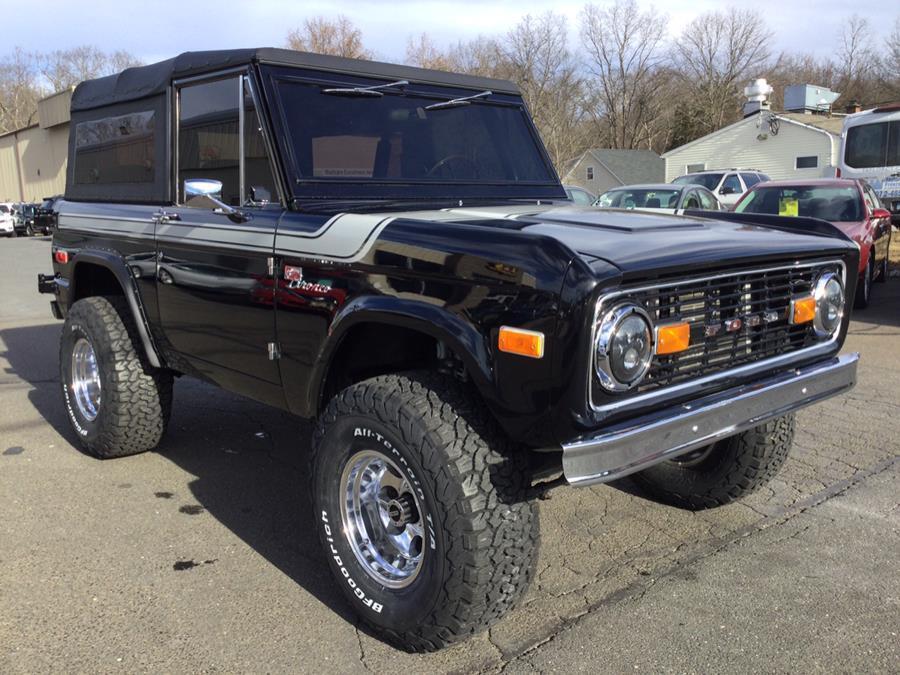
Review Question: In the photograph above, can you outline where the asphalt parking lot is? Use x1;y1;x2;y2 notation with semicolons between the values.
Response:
1;236;898;672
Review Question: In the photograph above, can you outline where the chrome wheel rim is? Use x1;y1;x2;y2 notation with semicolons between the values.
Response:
340;450;426;588
71;337;101;421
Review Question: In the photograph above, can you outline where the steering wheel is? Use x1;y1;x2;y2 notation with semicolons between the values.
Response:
426;154;478;179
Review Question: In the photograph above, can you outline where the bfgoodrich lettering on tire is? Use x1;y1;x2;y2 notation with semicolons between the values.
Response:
312;372;538;652
60;296;172;458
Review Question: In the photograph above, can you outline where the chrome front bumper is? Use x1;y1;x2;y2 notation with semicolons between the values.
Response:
563;353;859;487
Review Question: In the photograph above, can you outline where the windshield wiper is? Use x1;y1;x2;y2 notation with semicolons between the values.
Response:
321;79;409;98
424;90;492;111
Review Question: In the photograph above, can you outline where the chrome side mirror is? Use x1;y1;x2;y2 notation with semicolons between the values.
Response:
184;178;223;198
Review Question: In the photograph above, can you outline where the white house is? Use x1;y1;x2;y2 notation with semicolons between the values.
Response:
662;110;843;182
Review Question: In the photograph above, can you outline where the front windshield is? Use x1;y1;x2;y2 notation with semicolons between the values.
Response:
736;185;862;221
597;188;681;209
673;173;722;190
274;79;554;186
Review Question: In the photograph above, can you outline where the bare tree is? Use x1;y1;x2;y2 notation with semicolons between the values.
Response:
286;15;373;59
0;47;40;133
41;46;142;92
882;17;900;99
580;0;668;149
673;8;774;135
501;13;587;170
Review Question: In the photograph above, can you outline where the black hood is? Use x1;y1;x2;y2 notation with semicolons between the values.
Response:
405;205;858;279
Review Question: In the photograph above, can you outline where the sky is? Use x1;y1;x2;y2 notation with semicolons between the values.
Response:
3;0;890;68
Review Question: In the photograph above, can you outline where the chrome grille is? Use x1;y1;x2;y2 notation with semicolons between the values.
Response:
622;262;841;393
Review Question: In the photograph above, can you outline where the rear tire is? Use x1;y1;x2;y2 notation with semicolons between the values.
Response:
633;415;795;510
312;372;537;652
60;296;172;458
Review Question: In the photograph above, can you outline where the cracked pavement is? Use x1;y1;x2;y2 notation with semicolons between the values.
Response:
1;238;898;672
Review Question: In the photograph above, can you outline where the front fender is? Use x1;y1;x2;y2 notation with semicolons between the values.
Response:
312;295;492;406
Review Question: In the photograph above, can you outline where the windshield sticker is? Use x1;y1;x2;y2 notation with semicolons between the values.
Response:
312;135;378;178
779;198;799;217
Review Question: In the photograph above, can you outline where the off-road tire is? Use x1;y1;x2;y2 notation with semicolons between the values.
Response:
633;414;795;510
312;372;538;652
25;224;33;236
855;255;873;308
60;296;172;458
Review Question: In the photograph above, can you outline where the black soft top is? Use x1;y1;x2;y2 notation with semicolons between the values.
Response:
71;48;520;111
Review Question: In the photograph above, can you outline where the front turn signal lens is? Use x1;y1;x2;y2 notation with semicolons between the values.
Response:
791;295;816;325
498;326;545;359
655;322;690;355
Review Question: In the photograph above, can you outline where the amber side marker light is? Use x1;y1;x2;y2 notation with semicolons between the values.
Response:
790;296;816;325
498;326;545;359
655;322;690;355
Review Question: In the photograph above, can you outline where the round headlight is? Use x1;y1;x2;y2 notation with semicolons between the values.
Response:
596;303;653;391
813;272;844;337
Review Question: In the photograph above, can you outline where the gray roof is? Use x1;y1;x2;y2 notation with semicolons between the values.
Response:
585;149;665;185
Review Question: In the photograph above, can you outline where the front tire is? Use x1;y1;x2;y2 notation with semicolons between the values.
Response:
633;415;795;510
312;372;537;652
60;296;172;458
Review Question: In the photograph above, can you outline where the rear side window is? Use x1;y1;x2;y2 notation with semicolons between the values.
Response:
845;122;888;168
73;111;155;184
740;172;761;187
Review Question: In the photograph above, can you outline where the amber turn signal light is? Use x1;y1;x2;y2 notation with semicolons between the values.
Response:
655;322;690;355
498;326;545;359
790;296;816;325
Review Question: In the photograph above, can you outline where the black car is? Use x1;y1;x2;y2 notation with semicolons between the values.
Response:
39;49;859;652
32;196;60;235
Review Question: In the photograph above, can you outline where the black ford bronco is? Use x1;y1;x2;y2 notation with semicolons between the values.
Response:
40;49;860;651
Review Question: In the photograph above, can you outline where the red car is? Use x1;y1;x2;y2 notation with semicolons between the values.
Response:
733;178;892;308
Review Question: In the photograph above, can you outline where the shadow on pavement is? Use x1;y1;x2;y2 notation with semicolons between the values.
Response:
1;320;362;632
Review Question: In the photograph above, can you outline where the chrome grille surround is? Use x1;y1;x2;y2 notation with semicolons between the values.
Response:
589;259;847;413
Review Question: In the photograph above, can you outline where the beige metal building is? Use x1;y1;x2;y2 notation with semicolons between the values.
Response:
0;88;72;203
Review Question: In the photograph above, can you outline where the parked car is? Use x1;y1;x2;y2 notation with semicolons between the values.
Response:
672;169;770;207
563;185;596;205
0;204;15;237
39;48;859;652
13;202;38;236
594;183;721;214
734;178;891;308
33;196;60;235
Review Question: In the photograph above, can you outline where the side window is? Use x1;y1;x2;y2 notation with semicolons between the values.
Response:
697;189;717;210
861;184;876;213
740;172;761;188
586;166;594;181
571;189;593;205
74;111;156;184
243;80;278;204
722;174;742;194
178;76;278;208
845;123;888;168
683;191;701;209
179;78;241;206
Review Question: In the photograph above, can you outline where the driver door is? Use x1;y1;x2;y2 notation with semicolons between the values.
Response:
155;74;284;406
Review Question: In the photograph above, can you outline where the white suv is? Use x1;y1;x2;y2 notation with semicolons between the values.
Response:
0;204;15;237
672;170;770;208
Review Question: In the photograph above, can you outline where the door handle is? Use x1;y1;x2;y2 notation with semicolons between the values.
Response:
153;211;181;223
